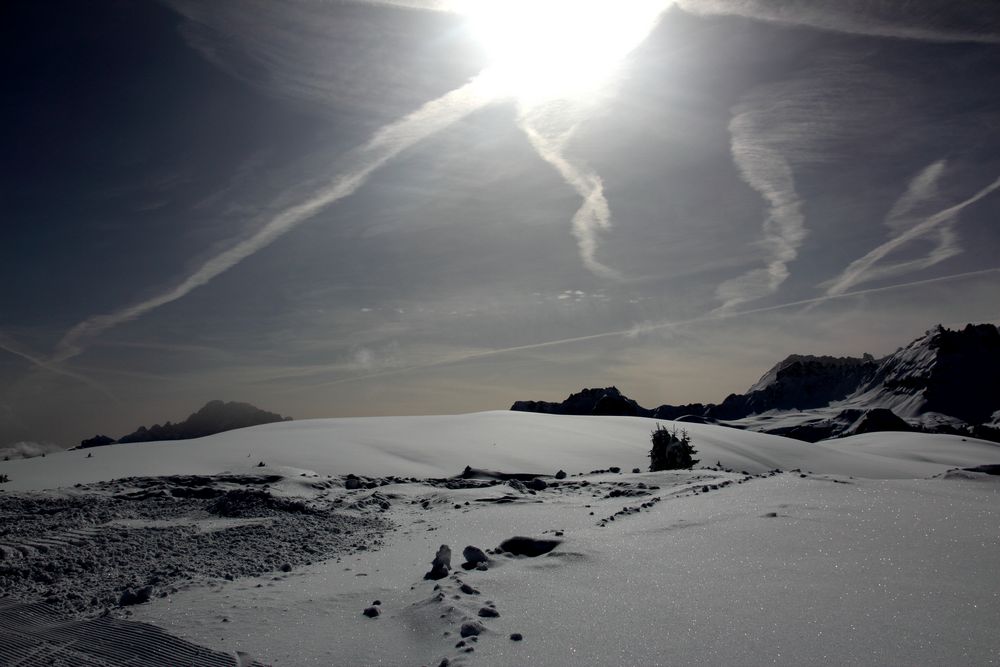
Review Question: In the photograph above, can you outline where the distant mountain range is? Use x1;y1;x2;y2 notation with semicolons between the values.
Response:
512;323;1000;443
77;400;291;449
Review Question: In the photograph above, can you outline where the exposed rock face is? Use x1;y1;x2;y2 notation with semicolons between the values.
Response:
852;324;1000;423
508;324;1000;443
511;387;651;417
843;408;913;437
462;545;489;566
718;324;1000;426
710;353;879;419
424;544;452;580
78;434;116;449
116;401;291;444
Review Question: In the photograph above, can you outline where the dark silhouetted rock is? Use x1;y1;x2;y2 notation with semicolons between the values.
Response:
463;546;489;566
460;621;484;637
511;387;651;417
119;586;153;606
116;400;291;444
424;544;451;580
508;324;1000;443
78;434;115;449
362;606;380;618
962;464;1000;475
498;536;561;557
859;324;1000;425
718;353;879;418
843;408;913;436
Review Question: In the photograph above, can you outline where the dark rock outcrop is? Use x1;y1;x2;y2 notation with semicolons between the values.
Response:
462;545;489;566
78;434;116;449
116;400;291;444
498;536;561;557
511;386;652;417
854;324;1000;424
843;408;913;437
508;324;1000;444
709;353;879;420
424;544;451;580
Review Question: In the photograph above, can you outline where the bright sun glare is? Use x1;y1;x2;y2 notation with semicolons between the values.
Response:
461;0;666;103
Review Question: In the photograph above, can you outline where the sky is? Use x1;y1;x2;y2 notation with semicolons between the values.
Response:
2;0;1000;448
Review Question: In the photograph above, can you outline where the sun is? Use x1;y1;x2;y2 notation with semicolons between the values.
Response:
459;0;666;104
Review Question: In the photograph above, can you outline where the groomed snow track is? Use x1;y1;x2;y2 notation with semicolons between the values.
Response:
0;599;266;666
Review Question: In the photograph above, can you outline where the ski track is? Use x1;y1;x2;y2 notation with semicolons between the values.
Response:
0;599;267;667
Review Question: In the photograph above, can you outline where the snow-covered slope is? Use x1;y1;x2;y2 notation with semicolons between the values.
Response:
2;412;998;667
3;411;997;492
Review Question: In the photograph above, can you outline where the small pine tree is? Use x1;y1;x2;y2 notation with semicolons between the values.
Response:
649;424;699;471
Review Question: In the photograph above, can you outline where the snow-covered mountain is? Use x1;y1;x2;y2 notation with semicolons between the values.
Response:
512;323;1000;442
77;400;292;449
710;352;878;419
849;324;1000;423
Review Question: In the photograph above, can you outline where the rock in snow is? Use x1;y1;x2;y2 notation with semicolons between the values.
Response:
462;545;489;566
459;621;484;637
498;536;561;557
527;478;547;491
424;545;452;580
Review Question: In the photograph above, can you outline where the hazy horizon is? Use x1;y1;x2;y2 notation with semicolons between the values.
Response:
3;0;1000;448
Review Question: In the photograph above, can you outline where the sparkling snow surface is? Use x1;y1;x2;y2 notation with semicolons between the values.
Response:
2;411;998;666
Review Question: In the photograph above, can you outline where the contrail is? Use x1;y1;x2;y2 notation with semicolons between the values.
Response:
714;105;806;312
282;266;1000;390
0;332;117;400
825;172;1000;296
51;1;672;360
517;109;621;279
51;75;499;363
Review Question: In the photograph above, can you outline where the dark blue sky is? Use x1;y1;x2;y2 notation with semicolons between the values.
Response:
3;0;1000;447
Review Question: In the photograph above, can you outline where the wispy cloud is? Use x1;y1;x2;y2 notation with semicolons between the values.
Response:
676;0;1000;44
52;0;649;362
713;57;906;312
516;104;621;280
715;106;806;312
0;332;115;400
52;75;498;362
825;164;1000;295
279;267;1000;391
167;0;480;117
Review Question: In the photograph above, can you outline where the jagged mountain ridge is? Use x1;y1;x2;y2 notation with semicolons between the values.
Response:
851;324;1000;423
510;324;1000;442
710;352;880;420
511;387;653;418
78;400;291;448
